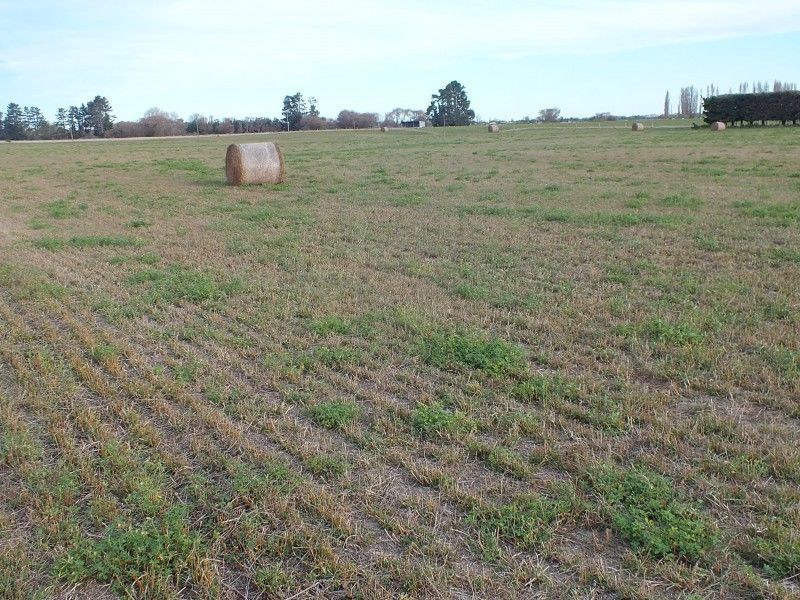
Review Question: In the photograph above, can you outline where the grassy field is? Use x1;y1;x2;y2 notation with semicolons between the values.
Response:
0;124;798;599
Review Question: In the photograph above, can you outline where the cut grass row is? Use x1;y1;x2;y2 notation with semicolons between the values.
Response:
12;288;792;596
2;126;798;597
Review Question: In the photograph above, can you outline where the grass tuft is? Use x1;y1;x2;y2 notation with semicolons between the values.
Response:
587;465;717;562
416;329;526;377
411;402;474;437
466;484;578;560
34;235;141;251
743;519;800;579
619;318;704;346
306;400;360;429
57;508;200;595
309;316;352;336
128;265;240;304
511;374;580;404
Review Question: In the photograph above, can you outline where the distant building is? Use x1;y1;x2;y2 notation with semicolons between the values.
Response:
400;120;426;128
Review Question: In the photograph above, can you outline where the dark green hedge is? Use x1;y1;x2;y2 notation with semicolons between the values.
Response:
703;91;800;125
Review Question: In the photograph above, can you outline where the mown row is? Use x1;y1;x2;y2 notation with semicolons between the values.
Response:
1;125;798;598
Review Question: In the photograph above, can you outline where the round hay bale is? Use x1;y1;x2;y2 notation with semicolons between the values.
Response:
632;122;644;131
488;123;500;133
380;126;388;132
710;121;726;131
225;142;284;186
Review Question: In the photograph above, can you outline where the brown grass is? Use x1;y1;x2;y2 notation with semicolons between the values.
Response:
0;124;798;598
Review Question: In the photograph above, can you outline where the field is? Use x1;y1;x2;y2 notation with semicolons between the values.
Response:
0;124;798;599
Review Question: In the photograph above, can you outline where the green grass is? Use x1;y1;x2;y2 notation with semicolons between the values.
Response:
745;519;800;578
305;454;350;478
0;264;68;300
306;400;361;429
2;124;799;598
586;465;717;562
416;329;526;377
511;374;580;404
300;346;363;370
768;247;800;264
309;315;352;335
736;200;800;225
466;484;578;560
621;318;705;346
127;265;240;304
469;443;531;479
57;508;200;595
658;193;703;209
411;402;474;437
34;235;142;251
152;158;218;179
43;198;87;219
761;346;799;381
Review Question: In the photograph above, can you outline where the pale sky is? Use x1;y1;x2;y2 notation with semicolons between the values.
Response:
1;1;799;122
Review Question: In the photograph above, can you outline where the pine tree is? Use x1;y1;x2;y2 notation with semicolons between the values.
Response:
427;81;475;127
85;95;113;136
3;103;26;140
23;106;47;135
281;92;307;130
55;108;70;138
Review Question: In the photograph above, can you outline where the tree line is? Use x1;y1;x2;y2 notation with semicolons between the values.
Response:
1;96;113;140
1;80;484;141
662;80;797;117
703;91;800;126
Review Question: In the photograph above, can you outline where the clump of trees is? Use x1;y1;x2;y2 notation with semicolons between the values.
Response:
1;95;113;140
427;81;475;126
109;108;187;138
538;108;561;122
703;91;800;126
663;81;796;117
383;108;426;126
4;84;478;140
336;110;379;129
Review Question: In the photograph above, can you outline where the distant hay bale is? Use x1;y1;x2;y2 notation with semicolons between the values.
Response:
488;123;500;133
632;122;644;131
710;121;726;131
380;126;388;132
225;142;284;186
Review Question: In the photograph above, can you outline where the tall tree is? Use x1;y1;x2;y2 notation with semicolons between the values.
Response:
678;86;699;117
54;107;69;138
663;91;670;117
67;105;82;137
307;97;319;117
188;113;209;134
78;103;89;136
3;103;26;140
281;92;308;131
85;95;113;136
427;80;475;127
23;106;47;135
538;107;561;122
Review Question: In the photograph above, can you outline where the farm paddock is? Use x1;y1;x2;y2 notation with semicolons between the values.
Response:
0;125;798;598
